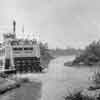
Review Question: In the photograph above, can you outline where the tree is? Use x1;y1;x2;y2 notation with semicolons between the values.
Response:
39;42;53;68
73;40;100;65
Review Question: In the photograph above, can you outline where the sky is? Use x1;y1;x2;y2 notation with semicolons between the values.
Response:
0;0;100;49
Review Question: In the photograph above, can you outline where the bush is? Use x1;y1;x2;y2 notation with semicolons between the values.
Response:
91;72;100;85
18;78;30;83
87;71;100;91
14;77;31;84
73;41;100;65
65;91;94;100
39;42;53;68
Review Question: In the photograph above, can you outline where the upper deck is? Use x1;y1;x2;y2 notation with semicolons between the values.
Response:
0;21;40;59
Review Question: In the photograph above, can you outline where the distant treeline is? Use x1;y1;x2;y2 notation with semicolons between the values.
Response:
72;40;100;66
49;48;83;57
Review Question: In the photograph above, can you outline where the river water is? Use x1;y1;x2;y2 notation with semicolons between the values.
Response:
39;56;95;100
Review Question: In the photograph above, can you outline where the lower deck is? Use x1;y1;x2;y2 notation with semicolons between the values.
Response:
4;57;43;73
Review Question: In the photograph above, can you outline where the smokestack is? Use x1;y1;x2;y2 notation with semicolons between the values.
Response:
13;20;16;33
22;24;24;34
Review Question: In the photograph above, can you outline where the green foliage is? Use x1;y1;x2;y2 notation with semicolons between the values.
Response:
73;41;100;65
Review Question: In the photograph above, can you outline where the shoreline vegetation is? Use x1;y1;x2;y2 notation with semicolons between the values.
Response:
39;42;82;68
39;42;54;68
40;42;83;68
64;40;100;67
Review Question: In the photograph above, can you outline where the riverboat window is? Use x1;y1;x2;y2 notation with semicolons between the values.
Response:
13;47;23;50
0;60;3;66
0;49;5;56
11;41;19;45
24;47;33;50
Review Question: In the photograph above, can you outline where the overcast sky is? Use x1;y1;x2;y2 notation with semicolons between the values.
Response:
0;0;100;49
